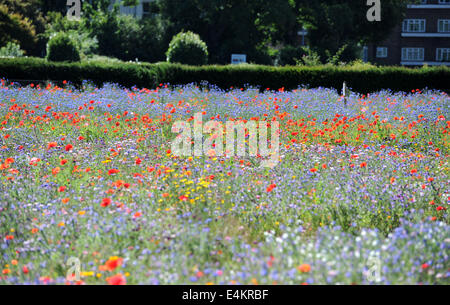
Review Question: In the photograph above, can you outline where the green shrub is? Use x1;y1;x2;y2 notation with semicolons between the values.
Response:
297;47;322;66
277;45;305;66
46;32;80;62
166;31;208;66
0;42;24;57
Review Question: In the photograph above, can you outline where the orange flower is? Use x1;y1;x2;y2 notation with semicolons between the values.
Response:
52;167;61;175
297;264;311;273
360;162;367;168
47;142;57;149
309;168;318;173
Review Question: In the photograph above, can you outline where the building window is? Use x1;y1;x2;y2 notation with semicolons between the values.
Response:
376;47;388;58
437;48;450;62
402;19;426;32
438;20;450;32
402;48;424;61
362;46;368;62
142;1;151;18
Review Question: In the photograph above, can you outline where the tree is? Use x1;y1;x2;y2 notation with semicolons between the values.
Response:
0;0;45;55
156;0;297;64
44;12;98;59
39;0;67;14
293;0;416;62
82;1;166;62
0;4;37;54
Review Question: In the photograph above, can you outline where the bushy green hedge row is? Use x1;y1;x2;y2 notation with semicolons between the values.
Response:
0;57;449;93
0;57;157;89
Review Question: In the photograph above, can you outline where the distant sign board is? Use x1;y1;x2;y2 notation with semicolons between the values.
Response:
231;54;246;64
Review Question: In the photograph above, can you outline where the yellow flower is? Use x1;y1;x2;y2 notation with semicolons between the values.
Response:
81;271;94;277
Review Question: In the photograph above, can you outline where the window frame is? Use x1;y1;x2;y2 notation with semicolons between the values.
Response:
401;48;425;61
402;19;426;33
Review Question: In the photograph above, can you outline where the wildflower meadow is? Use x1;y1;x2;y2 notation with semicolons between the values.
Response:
0;79;448;285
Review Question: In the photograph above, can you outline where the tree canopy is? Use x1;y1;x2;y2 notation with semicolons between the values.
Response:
0;0;414;64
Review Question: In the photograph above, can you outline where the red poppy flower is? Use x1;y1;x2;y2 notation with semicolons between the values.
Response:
266;184;276;192
106;274;126;285
101;198;112;207
105;257;123;271
108;169;120;175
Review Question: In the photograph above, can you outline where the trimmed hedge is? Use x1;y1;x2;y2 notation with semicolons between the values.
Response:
0;57;156;89
0;57;449;93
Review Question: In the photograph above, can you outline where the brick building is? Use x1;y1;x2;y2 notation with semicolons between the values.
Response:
366;0;450;66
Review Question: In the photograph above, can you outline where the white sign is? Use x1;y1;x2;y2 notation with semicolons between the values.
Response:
231;54;246;64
